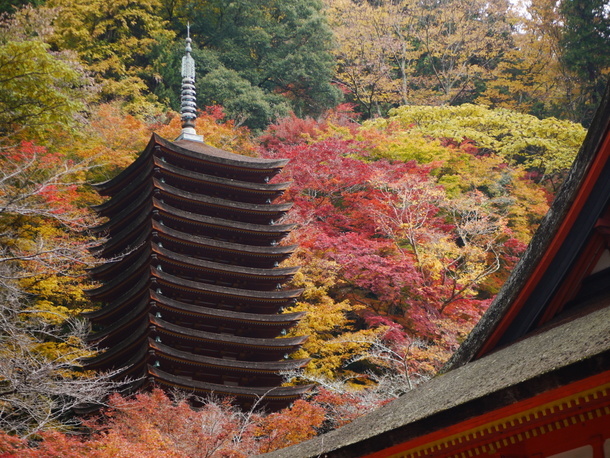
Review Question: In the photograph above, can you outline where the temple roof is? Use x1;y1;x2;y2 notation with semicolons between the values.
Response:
151;244;299;280
153;199;295;237
86;247;151;300
88;240;147;272
86;311;307;371
84;320;149;369
168;135;288;169
84;276;149;322
87;295;149;343
88;289;303;345
91;164;153;216
90;207;151;257
153;157;291;194
154;178;292;215
94;134;289;195
87;244;299;301
152;269;303;301
93;141;151;195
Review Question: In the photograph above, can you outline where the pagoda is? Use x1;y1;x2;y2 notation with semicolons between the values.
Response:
83;30;309;410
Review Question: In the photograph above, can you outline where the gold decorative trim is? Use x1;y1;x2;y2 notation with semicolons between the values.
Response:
391;382;610;458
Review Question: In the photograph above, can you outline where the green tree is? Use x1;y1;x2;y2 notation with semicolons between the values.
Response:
198;66;290;130
175;0;341;129
0;0;43;15
11;0;340;128
559;0;610;125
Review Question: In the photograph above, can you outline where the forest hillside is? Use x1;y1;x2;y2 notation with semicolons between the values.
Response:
0;0;606;456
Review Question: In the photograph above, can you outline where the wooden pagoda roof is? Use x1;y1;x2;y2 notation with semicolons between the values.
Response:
150;315;307;349
169;135;289;170
86;248;151;300
152;270;303;302
151;245;299;280
151;158;291;196
99;179;289;235
91;162;153;216
149;291;304;325
87;290;304;345
90;208;151;257
84;276;150;323
149;366;312;404
90;183;152;233
85;311;306;365
94;134;289;195
259;84;610;456
149;340;309;373
261;304;610;457
151;221;296;258
87;246;299;301
85;320;150;369
153;199;295;237
91;158;291;218
153;178;292;216
87;244;148;279
86;295;149;343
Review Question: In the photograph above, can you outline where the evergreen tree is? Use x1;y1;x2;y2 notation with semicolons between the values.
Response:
0;0;42;15
171;0;341;130
559;0;610;125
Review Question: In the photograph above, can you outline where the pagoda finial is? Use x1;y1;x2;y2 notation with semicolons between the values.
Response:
177;22;203;142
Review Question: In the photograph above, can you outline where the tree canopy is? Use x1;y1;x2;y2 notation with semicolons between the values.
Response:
0;0;605;453
0;40;90;145
183;0;341;129
43;0;341;129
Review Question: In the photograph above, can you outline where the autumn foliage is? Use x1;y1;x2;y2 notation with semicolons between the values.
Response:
0;389;327;457
0;0;593;449
0;97;585;453
257;109;558;383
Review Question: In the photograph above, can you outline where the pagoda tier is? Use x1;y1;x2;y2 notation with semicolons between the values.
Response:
153;179;293;224
84;134;309;409
150;367;312;411
87;245;300;301
94;135;289;196
149;340;306;385
85;315;307;369
88;292;305;345
90;221;296;270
